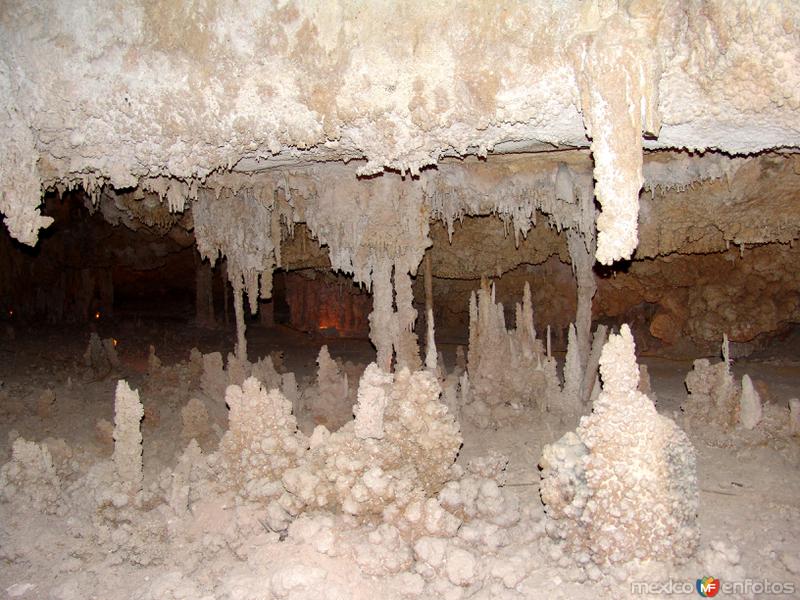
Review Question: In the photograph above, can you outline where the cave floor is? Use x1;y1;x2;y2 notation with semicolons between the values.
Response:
0;318;799;599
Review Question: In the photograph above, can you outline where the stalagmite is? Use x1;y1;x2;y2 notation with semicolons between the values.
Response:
84;333;119;377
232;282;247;362
219;377;306;494
567;229;597;397
561;324;583;413
546;325;551;358
465;283;555;425
0;438;61;514
423;251;435;369
424;253;434;319
306;345;351;431
353;364;392;440
112;380;144;494
425;309;438;372
540;325;698;566
790;399;800;436
581;324;608;406
722;333;731;367
684;357;739;430
739;374;762;430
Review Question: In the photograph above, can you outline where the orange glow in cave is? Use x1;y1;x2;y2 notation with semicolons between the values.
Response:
317;316;338;330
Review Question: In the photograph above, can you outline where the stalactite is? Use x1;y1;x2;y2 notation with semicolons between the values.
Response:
576;10;662;264
287;169;431;370
193;187;282;321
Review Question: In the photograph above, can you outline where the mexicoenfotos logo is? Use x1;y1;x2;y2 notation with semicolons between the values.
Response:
631;576;795;596
696;576;720;597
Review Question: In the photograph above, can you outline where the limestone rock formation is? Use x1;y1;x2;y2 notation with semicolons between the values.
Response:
303;345;352;432
739;374;763;430
683;357;740;430
353;363;391;440
218;377;308;499
84;333;120;378
790;398;800;436
465;282;559;425
112;380;144;494
0;437;62;514
540;325;698;566
180;397;213;446
272;366;461;528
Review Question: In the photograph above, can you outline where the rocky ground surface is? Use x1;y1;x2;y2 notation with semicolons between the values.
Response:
0;319;798;600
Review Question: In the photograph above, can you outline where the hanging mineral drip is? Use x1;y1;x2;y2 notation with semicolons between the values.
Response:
193;188;284;362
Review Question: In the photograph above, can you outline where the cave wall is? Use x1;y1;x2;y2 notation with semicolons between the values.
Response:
0;192;196;322
284;271;371;337
425;243;800;358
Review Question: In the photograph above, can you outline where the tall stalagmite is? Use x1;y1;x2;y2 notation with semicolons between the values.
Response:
112;380;144;494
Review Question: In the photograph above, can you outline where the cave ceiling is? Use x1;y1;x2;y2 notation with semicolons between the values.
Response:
2;0;800;273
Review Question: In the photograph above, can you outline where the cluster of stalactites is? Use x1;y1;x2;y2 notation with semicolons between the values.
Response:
424;162;594;250
193;186;288;313
289;167;431;290
286;169;432;371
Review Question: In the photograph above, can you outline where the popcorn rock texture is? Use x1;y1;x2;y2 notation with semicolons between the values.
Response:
353;363;392;440
540;325;699;566
218;377;307;497
274;366;461;525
